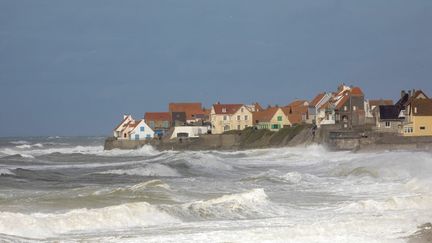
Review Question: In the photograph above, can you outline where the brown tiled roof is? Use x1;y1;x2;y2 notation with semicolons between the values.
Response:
213;104;243;115
369;99;393;107
253;102;264;112
169;103;204;120
404;90;429;107
411;99;432;116
253;107;281;124
287;113;302;125
145;112;171;121
310;93;325;107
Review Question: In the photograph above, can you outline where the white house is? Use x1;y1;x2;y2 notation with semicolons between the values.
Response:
170;126;209;139
128;119;155;140
113;115;154;140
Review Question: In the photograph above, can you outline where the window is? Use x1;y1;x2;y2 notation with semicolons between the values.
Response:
237;115;241;121
404;127;413;133
344;106;348;111
146;134;151;139
140;126;145;132
224;125;230;131
135;134;139;140
277;116;283;121
414;107;418;114
149;121;155;128
244;115;248;120
420;126;426;130
241;108;244;112
223;116;227;121
237;125;241;130
385;122;391;128
353;106;357;111
163;121;169;128
272;124;279;130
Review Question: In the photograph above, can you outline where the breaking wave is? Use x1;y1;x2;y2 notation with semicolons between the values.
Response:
0;168;14;176
162;188;279;220
0;202;180;239
98;164;180;177
340;195;432;212
241;170;317;184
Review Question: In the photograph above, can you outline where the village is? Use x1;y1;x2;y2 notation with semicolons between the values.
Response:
111;84;432;144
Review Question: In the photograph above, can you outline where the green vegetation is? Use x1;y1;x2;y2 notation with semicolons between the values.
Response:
239;127;274;145
269;125;310;145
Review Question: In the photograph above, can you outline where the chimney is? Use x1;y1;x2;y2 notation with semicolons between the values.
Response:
401;90;406;98
217;101;220;105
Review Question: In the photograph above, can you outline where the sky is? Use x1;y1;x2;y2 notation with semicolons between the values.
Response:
1;0;431;136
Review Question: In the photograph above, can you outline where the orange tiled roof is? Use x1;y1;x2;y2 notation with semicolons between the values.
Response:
169;103;204;120
253;107;281;124
213;104;243;115
145;112;171;121
351;87;364;96
310;93;326;107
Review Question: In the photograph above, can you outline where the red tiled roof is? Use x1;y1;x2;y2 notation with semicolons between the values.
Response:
169;103;204;120
310;93;325;107
351;87;364;96
145;112;171;121
213;104;243;115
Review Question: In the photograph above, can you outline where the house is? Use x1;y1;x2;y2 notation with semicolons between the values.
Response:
144;112;171;136
309;92;333;127
170;126;210;139
398;90;432;136
128;119;155;140
169;103;208;125
210;103;254;134
253;107;291;131
333;85;366;129
113;115;154;140
282;100;310;125
375;105;404;132
113;115;133;139
367;99;393;124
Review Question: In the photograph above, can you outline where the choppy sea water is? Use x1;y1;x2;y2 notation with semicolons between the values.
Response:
0;137;431;242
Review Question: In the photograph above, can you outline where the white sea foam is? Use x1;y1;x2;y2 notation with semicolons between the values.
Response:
162;188;279;220
0;202;181;238
99;164;180;177
10;140;29;145
0;168;14;176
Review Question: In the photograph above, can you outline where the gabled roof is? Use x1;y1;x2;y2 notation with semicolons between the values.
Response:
287;100;309;108
411;99;432;116
253;107;282;124
281;106;304;125
169;103;204;120
145;112;171;121
310;93;326;107
335;94;349;109
379;105;403;121
114;115;132;131
287;113;302;125
404;90;429;106
212;104;243;115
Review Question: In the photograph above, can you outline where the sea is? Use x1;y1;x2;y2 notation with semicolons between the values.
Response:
0;136;431;243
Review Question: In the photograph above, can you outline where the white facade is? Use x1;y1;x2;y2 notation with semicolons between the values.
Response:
129;120;155;140
113;115;133;139
170;126;209;139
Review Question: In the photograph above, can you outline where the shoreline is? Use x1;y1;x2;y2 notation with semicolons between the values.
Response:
104;125;432;153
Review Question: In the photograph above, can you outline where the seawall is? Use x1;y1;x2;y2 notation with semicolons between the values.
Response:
104;125;315;151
